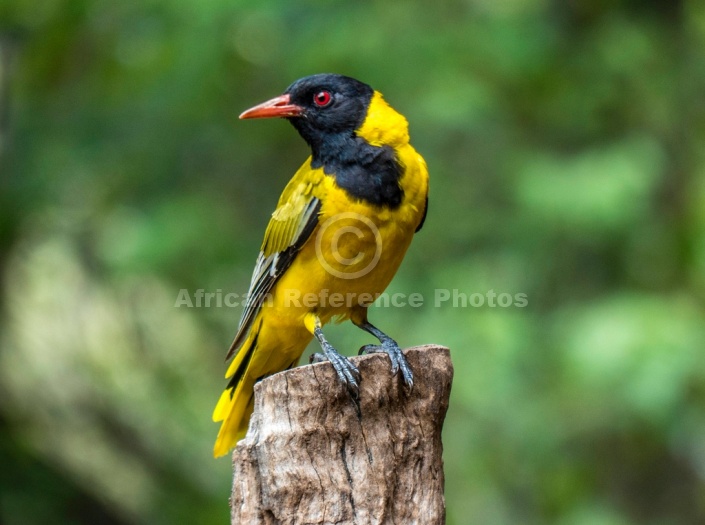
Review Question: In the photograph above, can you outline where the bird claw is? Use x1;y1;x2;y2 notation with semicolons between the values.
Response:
309;352;326;364
313;345;361;400
358;340;413;390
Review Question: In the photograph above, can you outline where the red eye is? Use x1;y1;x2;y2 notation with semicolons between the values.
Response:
313;90;332;107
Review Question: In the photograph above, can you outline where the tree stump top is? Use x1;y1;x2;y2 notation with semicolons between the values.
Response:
231;344;453;525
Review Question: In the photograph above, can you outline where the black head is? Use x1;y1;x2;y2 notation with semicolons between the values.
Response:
284;74;373;141
240;74;374;149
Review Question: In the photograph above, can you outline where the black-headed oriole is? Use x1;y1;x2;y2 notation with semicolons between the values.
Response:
213;74;429;457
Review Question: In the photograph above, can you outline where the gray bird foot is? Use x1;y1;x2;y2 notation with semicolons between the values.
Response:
310;347;361;400
359;340;413;390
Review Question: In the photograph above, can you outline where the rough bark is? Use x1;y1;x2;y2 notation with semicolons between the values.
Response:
230;344;453;525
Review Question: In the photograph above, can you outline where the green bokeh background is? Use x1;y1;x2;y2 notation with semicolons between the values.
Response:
1;1;704;524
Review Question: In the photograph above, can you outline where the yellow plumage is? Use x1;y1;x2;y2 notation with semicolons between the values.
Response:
213;80;428;457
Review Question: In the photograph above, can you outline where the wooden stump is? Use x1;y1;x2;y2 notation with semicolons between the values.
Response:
230;344;453;525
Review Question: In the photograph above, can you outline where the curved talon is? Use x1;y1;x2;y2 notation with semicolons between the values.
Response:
358;344;377;355
399;358;414;391
309;352;326;364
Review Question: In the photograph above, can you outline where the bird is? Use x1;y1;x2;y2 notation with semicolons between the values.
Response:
212;73;429;457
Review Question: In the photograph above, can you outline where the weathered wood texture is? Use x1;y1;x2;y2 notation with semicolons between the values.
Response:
230;344;453;525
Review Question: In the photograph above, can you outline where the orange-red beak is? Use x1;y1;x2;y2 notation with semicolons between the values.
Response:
239;94;304;119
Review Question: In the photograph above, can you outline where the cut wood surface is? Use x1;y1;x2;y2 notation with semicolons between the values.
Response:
230;344;453;525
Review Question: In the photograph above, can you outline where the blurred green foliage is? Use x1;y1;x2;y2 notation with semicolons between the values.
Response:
1;0;704;524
